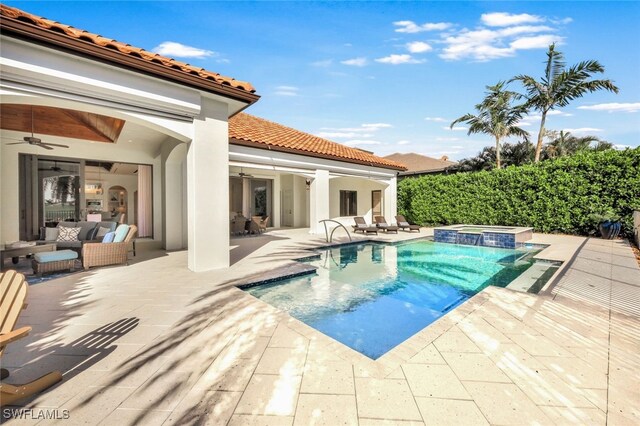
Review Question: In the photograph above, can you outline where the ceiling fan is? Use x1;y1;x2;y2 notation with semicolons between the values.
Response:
233;167;253;178
38;161;76;173
4;106;69;150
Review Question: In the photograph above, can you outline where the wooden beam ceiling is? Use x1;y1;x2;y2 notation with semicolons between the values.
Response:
0;104;125;143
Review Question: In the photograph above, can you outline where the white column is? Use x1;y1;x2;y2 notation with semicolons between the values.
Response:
242;178;251;217
187;97;229;271
272;174;281;228
384;176;398;224
309;169;330;234
163;143;187;250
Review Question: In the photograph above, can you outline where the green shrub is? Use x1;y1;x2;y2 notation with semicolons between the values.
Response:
398;148;640;236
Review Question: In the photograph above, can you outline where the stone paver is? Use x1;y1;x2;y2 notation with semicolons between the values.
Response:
2;232;639;425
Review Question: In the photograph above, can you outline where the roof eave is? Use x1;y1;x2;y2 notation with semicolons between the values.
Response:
0;18;260;106
230;138;406;171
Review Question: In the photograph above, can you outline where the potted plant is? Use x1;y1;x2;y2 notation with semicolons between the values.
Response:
589;208;622;239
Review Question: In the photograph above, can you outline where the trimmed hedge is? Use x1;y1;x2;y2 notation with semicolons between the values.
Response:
398;148;640;236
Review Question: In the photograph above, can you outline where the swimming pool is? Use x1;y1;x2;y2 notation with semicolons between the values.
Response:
243;239;556;359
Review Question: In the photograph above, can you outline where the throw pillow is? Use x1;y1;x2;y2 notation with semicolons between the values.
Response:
57;226;81;242
96;226;111;238
113;224;130;243
102;231;116;243
45;227;60;241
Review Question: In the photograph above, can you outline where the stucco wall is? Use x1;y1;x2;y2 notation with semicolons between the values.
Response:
329;177;387;223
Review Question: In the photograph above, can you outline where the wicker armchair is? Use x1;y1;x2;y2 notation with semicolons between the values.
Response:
82;225;137;270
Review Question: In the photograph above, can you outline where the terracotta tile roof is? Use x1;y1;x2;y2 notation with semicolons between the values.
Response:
384;152;456;174
0;4;256;96
229;114;406;171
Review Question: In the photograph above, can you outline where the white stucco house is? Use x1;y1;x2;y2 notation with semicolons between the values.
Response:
0;4;405;272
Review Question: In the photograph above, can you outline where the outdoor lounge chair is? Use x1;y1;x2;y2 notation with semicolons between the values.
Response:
352;217;378;235
395;215;421;232
250;216;269;234
374;216;399;233
82;224;137;270
1;270;62;406
231;215;248;236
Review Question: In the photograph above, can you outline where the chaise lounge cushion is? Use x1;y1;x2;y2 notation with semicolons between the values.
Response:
33;249;78;263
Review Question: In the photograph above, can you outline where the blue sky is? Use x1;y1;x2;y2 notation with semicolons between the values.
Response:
8;1;640;160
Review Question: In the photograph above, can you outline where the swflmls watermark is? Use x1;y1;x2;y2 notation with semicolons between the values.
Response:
2;408;70;420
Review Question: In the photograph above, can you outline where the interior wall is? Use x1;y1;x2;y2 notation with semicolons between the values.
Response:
84;169;138;224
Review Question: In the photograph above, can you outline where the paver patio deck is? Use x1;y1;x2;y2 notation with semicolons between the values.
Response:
1;229;638;425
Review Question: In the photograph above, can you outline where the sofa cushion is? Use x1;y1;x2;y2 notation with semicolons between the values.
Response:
45;227;60;241
113;224;130;243
76;221;98;241
57;226;81;242
57;221;77;229
97;221;117;233
33;249;78;263
102;231;116;243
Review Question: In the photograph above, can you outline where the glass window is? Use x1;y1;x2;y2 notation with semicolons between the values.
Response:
340;190;357;216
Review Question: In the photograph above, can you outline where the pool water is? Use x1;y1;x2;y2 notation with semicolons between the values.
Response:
244;239;546;359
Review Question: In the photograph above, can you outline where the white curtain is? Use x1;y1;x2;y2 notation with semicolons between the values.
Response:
137;165;153;237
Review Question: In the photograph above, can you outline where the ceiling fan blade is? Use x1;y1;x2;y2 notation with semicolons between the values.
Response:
41;143;69;148
38;144;54;150
6;142;27;145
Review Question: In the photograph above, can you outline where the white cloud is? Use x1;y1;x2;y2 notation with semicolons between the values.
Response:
394;20;453;33
274;86;299;97
481;12;544;27
577;102;640;113
344;140;382;146
436;137;461;142
614;144;632;150
498;25;554;36
341;57;368;67
563;127;603;133
362;123;393;129
438;15;566;61
318;123;391;138
311;59;333;67
375;54;425;64
406;41;433;53
510;35;563;50
445;126;468;131
397;140;411;145
425;117;448;122
152;41;215;58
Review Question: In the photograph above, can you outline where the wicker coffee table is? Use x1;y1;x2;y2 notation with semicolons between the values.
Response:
0;243;57;270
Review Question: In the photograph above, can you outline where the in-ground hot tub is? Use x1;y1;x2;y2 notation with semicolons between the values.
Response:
434;225;533;249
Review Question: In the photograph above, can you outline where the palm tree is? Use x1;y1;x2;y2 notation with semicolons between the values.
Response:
451;81;529;169
543;130;612;159
511;44;619;162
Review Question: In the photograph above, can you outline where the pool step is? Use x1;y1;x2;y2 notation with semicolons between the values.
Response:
506;261;560;293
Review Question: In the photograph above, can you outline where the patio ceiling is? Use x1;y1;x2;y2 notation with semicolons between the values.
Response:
0;104;125;143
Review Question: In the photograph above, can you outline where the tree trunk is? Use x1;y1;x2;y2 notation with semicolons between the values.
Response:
495;136;501;169
534;111;547;162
